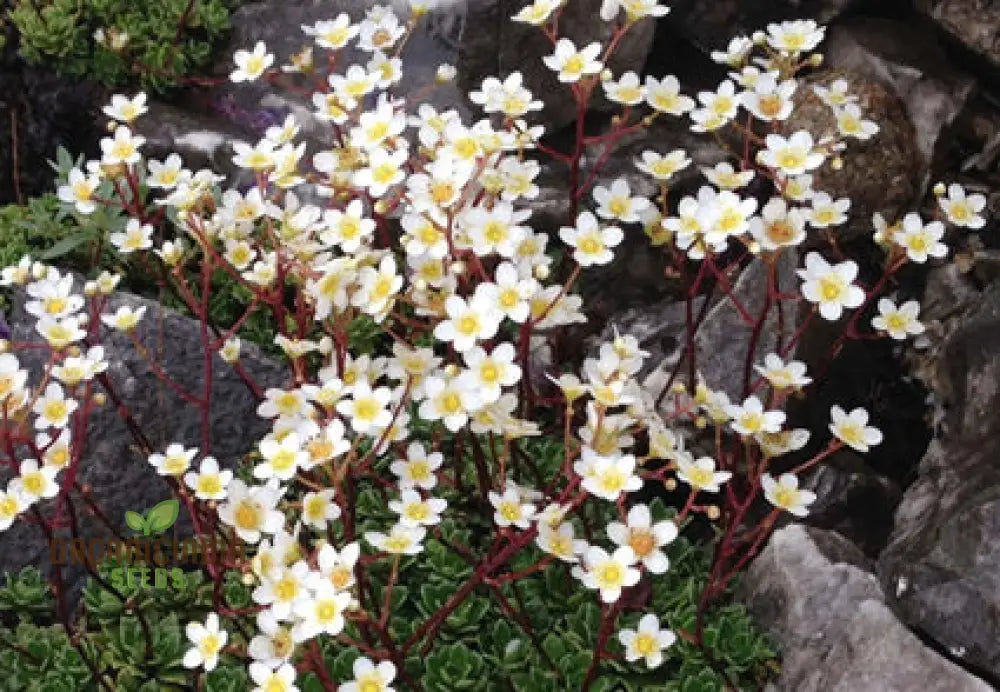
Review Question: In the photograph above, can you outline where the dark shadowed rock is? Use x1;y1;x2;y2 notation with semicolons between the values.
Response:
917;0;1000;74
459;0;655;131
666;0;858;55
744;524;992;691
879;282;1000;680
2;284;287;605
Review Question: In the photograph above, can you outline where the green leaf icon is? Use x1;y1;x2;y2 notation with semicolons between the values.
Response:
124;511;146;534
144;499;180;535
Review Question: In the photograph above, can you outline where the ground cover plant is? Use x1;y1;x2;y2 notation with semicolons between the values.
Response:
0;0;989;689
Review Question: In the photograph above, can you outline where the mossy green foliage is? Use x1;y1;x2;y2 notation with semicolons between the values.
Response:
8;0;241;90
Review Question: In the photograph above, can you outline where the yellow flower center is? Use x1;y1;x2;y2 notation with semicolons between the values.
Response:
0;497;19;518
608;198;629;217
199;633;222;658
634;632;658;655
197;474;224;496
818;276;844;302
354;398;380;421
274;576;299;602
404;503;430;521
578;235;603;256
441;392;462;414
456;314;480;336
686;466;714;489
595;562;624;588
330;567;352;589
499;501;521;522
316;599;339;622
234;500;262;530
43;400;68;423
564;54;585;75
628;530;656;557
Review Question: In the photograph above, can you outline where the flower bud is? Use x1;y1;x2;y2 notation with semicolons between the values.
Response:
318;336;333;355
809;53;824;67
752;31;766;45
534;265;550;280
933;182;946;196
706;505;721;520
0;340;8;354
831;156;843;171
449;261;466;275
435;64;457;83
241;572;256;586
92;392;107;406
31;262;47;280
84;281;98;296
663;478;677;491
444;363;459;378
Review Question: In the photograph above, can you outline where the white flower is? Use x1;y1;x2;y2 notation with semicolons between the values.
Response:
727;396;785;436
32;383;78;430
607;504;677;574
576;450;642;501
253;561;311;621
461;201;531;258
603;71;645;106
512;0;560;25
336;383;394;434
797;252;864;320
217;479;285;544
0;487;29;530
813;79;855;107
303;14;357;50
231;41;273;82
829;405;883;452
365;523;426;555
897;213;948;263
103;93;148;123
100;125;144;165
488;485;536;529
766;19;825;54
757;131;825;176
469;72;542;118
559;211;624;266
536;522;587;562
36;316;87;349
741;75;796;122
353;146;408;196
808;192;851;228
57;168;101;214
675;453;732;493
390;442;443;490
302;489;342;529
938;183;987;229
579;546;640;603
320;199;376;253
645;75;694;115
12;459;59;501
749;197;807;251
310;541;361;592
461;343;521;404
433;294;502;352
757;429;811;458
250;663;298;692
389;489;447;527
419;375;482;432
542;39;603;83
711;36;753;67
618;613;676;669
183;613;228;671
636;149;690;182
340;657;397;692
593;178;650;224
702;162;754;190
755;353;811;390
761;473;816;516
101;304;147;331
232;139;275;171
835;104;879;140
184;456;232;500
110;217;154;255
480;261;538;324
292;581;351;639
872;299;924;340
691;80;740;130
248;611;296;667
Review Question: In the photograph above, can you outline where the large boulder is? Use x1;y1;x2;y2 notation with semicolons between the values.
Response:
917;0;1000;75
744;524;992;691
1;284;287;603
878;281;1000;680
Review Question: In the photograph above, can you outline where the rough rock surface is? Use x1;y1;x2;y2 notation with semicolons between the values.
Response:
917;0;1000;74
786;72;921;237
744;524;992;691
1;284;286;602
878;281;1000;681
824;18;976;193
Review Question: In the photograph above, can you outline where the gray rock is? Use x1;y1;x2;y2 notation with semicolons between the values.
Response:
917;0;1000;75
878;283;1000;679
459;0;655;131
2;284;286;603
744;524;992;692
824;19;976;195
606;253;799;406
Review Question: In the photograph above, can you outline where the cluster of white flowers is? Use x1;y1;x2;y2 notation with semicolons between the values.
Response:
1;0;987;685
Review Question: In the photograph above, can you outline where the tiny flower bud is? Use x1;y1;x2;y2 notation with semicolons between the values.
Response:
413;278;428;291
449;261;466;275
933;182;946;196
694;415;708;429
241;572;256;586
92;392;107;406
752;31;766;45
444;363;459;378
78;314;89;326
435;64;457;83
84;281;98;296
831;157;843;171
534;265;550;280
373;200;388;215
809;53;824;67
67;345;81;358
706;505;721;520
0;340;8;354
664;478;677;491
318;336;333;355
600;68;613;81
747;240;762;255
31;262;47;279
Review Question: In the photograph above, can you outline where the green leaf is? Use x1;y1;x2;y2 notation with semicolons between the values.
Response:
145;499;180;534
38;232;90;260
124;511;145;533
